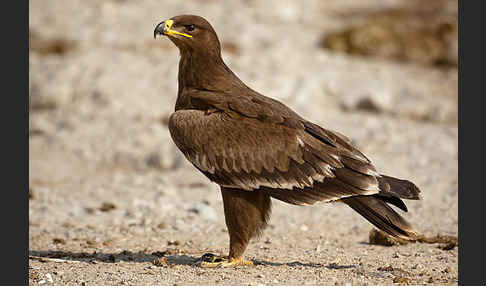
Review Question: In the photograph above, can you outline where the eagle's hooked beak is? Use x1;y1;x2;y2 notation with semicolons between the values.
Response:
154;20;193;39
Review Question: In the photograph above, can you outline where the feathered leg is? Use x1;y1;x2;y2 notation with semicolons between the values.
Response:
201;187;271;268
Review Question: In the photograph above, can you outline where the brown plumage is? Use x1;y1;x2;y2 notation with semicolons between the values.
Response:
154;15;421;267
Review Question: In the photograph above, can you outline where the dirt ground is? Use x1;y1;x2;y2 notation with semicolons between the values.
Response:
29;0;458;285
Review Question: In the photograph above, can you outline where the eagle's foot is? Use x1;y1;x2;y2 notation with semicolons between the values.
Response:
199;253;253;268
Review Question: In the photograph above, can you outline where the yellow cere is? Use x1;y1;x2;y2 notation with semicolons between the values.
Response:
165;20;193;38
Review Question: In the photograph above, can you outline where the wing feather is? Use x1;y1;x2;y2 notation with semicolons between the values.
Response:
169;109;381;202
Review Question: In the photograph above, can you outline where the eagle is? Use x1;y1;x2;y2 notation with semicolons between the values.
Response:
153;15;421;268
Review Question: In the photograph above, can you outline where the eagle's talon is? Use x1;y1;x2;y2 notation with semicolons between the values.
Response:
199;255;253;268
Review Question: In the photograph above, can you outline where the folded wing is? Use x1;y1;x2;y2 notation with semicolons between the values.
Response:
169;109;385;205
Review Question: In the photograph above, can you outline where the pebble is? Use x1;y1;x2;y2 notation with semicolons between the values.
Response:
37;273;54;284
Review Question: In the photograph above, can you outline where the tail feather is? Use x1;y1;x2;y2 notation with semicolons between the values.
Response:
374;194;408;212
378;175;421;200
342;195;418;240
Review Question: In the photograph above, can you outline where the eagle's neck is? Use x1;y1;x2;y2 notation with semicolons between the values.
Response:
175;50;246;110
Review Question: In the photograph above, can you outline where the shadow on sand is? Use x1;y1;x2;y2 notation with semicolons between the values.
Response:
29;250;356;270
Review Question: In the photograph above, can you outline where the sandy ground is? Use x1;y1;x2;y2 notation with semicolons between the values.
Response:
29;0;458;285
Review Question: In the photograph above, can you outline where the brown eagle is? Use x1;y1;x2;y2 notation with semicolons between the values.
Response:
154;15;421;268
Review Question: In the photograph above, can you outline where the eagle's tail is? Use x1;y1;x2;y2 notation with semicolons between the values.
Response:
342;175;421;240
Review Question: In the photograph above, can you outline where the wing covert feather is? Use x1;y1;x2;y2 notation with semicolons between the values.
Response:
169;109;381;203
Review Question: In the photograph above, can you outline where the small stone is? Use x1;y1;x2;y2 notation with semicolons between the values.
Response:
153;257;169;267
393;276;410;283
103;239;114;247
86;240;97;246
157;223;166;229
378;265;394;271
99;202;116;212
52;238;66;245
167;240;180;246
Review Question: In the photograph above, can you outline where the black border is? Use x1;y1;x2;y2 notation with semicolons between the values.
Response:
0;0;30;283
459;0;474;284
14;0;29;284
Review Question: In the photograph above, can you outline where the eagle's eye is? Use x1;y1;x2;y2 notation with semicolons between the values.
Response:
185;24;195;32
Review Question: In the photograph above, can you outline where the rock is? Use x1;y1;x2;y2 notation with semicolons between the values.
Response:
321;6;458;68
369;229;409;246
99;202;117;212
393;276;410;284
153;257;169;267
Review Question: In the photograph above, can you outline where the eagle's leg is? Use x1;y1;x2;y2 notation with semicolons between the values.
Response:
200;187;271;268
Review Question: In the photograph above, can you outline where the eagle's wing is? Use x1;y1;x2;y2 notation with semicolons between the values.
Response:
169;107;384;206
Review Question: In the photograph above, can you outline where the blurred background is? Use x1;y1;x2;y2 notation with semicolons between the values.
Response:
29;0;458;284
29;0;458;183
